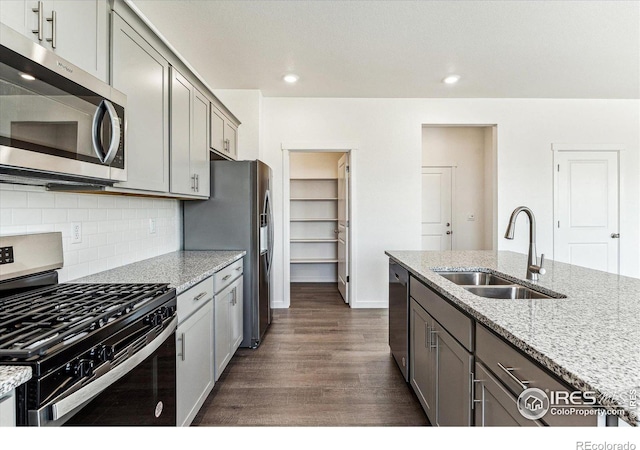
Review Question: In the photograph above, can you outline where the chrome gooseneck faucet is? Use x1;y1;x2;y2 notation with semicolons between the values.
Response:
504;206;546;281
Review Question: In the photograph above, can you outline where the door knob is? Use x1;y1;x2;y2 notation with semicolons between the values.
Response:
446;231;452;235
611;233;620;239
446;223;450;227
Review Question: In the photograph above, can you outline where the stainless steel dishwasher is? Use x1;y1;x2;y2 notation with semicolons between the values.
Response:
389;259;409;382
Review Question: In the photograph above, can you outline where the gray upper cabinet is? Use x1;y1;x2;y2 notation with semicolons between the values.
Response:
0;0;109;81
210;102;239;160
111;12;169;193
170;67;209;198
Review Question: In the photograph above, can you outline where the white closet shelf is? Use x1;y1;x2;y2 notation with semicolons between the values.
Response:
290;239;338;243
290;259;338;264
290;218;338;222
290;177;337;181
290;197;338;201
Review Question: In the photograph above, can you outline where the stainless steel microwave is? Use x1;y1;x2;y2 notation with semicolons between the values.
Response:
0;23;126;186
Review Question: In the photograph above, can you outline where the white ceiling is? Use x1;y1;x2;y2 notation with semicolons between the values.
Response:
130;0;640;99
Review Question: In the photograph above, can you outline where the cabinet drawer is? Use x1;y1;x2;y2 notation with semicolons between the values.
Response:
214;258;243;294
476;324;597;426
177;276;214;324
409;277;473;351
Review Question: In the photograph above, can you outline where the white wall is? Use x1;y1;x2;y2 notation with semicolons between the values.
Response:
0;184;181;282
422;126;492;251
213;89;262;161
262;98;639;308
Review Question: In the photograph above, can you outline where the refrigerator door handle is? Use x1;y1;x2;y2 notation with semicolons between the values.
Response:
266;190;274;274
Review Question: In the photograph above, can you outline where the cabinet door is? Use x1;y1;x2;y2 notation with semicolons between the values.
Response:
214;285;232;381
191;88;210;197
176;298;214;427
410;299;436;422
433;322;473;426
229;276;244;353
170;67;193;195
0;1;31;39
224;121;237;159
50;0;108;81
0;390;16;427
209;104;225;154
474;363;542;427
112;13;169;192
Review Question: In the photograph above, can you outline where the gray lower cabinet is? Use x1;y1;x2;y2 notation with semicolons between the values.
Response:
0;390;16;427
176;277;215;427
410;297;472;426
473;362;542;427
214;274;243;380
111;11;170;193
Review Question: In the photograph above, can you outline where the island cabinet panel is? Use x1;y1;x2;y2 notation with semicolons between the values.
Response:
0;390;16;427
409;294;472;426
475;324;598;427
474;362;543;427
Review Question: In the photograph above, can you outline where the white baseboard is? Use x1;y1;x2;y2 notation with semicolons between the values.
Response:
350;301;388;309
271;299;288;309
290;276;337;283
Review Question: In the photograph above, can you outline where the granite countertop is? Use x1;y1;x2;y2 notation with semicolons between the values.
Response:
385;250;640;426
74;250;246;294
0;366;32;397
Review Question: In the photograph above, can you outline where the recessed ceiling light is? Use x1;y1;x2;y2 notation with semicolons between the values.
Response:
283;74;299;84
20;73;36;81
442;74;461;84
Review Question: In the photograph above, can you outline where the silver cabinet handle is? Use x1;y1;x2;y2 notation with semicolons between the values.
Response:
193;292;207;301
425;324;430;349
235;267;242;271
178;332;186;361
472;375;485;425
222;274;232;281
91;100;121;165
230;287;236;305
191;175;196;191
46;10;57;48
497;362;530;391
32;1;44;41
224;138;230;153
429;328;439;351
195;174;199;192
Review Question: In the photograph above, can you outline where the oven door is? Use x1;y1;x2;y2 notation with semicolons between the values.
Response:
0;23;126;184
30;318;177;427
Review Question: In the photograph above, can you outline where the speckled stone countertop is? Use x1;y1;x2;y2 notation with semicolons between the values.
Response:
0;366;31;397
386;250;640;426
73;250;246;294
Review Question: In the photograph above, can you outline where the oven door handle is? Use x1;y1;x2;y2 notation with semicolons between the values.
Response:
32;317;177;425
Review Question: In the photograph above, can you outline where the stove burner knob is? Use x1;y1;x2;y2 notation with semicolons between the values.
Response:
144;312;162;327
90;345;114;363
67;359;94;378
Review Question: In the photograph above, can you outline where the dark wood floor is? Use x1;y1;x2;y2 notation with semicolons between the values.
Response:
192;283;428;426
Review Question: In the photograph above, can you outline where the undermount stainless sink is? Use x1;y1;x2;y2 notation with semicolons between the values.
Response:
435;270;566;299
437;271;513;286
463;285;555;299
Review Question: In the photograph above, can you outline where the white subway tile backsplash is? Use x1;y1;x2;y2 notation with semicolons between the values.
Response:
0;185;181;283
13;209;42;225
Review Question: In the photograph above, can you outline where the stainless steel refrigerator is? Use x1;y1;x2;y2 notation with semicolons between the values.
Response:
183;160;273;348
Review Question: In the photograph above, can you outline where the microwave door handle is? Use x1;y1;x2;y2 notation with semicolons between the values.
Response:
91;100;121;165
91;100;108;163
101;100;121;165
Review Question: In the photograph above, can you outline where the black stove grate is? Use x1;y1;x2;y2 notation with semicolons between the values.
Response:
0;283;170;358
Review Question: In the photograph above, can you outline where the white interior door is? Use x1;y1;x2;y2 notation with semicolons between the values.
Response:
337;153;350;303
422;167;452;250
555;151;619;273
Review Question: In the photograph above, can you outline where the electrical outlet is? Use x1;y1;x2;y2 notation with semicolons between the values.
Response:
149;218;157;234
71;222;82;244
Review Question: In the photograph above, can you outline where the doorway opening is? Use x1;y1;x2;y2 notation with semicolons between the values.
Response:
421;125;497;251
283;148;353;308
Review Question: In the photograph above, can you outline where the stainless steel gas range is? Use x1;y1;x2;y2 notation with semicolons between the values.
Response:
0;232;177;426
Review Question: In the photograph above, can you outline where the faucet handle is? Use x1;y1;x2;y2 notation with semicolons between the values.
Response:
530;254;546;276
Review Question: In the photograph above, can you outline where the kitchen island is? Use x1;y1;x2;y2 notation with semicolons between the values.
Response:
386;250;640;426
